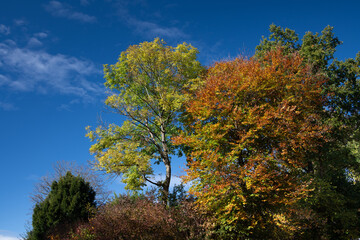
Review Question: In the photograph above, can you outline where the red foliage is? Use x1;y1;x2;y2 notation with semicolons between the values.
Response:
69;195;206;240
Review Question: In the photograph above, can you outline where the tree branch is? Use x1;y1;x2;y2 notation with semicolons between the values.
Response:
143;174;163;187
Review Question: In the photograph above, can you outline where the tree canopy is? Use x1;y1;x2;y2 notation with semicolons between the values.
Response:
256;25;360;239
87;38;203;203
175;48;329;238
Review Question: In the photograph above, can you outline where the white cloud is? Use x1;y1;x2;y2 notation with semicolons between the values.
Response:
0;233;19;240
113;0;187;39
45;1;96;23
127;18;187;39
80;0;91;5
0;101;17;111
0;24;10;35
34;32;48;39
57;99;80;111
0;42;103;99
27;37;43;47
0;74;9;85
13;19;27;26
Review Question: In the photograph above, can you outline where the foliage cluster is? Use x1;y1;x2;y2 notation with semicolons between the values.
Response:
27;172;96;240
86;38;204;204
175;47;329;238
69;192;206;240
254;24;360;239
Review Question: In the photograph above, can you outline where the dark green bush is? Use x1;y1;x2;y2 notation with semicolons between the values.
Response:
28;171;96;240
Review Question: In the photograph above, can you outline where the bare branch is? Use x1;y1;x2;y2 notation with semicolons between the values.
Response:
30;160;111;206
143;174;163;187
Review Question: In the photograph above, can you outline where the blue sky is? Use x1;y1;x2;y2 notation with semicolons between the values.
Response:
1;0;360;239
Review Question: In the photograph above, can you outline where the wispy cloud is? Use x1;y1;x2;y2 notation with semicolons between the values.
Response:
27;33;48;48
113;0;187;39
80;0;92;6
57;99;80;111
0;232;19;240
13;19;27;26
0;101;17;111
0;74;9;85
0;42;103;100
27;37;43;47
0;24;10;35
45;1;96;23
34;32;48;39
127;18;188;39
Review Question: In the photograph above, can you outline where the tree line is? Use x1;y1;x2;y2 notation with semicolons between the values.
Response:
26;25;360;239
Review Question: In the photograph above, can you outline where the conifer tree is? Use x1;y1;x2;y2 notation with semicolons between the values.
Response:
28;172;96;240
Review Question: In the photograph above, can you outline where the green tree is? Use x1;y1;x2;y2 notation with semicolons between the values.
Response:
28;172;96;240
168;183;187;207
255;24;360;239
30;160;109;206
87;38;203;204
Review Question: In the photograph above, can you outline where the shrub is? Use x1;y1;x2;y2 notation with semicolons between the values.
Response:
28;172;96;240
70;193;206;240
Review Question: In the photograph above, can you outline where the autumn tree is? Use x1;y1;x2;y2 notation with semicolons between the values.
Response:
87;38;203;204
175;48;329;238
256;25;360;239
28;172;96;240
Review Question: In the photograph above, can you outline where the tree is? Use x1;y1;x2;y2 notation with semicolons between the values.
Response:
168;183;187;207
255;25;360;239
30;160;110;206
87;38;203;204
28;172;96;240
175;48;329;238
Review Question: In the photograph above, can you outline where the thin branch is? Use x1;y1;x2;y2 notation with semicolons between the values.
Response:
121;107;162;143
143;174;163;187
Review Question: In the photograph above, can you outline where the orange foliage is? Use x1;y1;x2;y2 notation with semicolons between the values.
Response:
174;48;329;236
